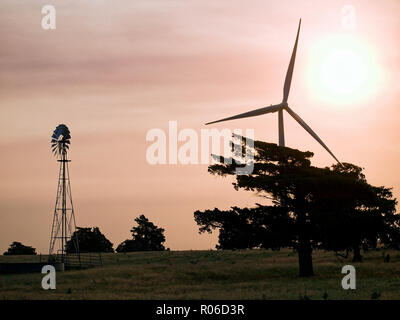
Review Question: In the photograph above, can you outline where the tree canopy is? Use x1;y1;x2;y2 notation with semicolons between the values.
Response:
194;135;399;276
3;241;37;255
66;227;114;253
116;215;166;252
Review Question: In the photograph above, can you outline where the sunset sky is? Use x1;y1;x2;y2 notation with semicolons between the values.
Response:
1;0;399;254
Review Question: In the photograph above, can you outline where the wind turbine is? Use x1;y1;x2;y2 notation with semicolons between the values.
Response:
206;19;341;164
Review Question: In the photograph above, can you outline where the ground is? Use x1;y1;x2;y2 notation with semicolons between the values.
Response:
0;249;399;299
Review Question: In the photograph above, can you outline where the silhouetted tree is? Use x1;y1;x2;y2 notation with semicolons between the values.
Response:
3;242;37;255
195;205;295;250
116;215;165;252
66;227;114;253
194;135;399;276
312;163;398;261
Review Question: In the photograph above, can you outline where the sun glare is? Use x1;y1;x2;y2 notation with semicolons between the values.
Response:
306;34;383;107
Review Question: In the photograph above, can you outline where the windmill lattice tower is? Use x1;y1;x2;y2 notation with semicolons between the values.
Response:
49;124;80;263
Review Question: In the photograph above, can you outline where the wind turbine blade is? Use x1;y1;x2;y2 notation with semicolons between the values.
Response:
283;19;301;103
205;104;283;125
285;106;342;165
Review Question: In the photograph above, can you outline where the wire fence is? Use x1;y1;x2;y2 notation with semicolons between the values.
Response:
49;252;103;269
0;252;120;269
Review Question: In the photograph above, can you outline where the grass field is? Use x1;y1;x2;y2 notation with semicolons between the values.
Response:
0;249;399;300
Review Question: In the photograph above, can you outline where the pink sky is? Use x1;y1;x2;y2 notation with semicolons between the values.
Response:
0;0;399;253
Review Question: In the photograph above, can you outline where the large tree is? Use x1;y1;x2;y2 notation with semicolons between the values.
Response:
3;241;37;255
66;227;114;253
116;215;166;252
194;135;398;276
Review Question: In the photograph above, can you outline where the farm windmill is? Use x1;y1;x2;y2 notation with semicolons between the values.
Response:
49;124;79;263
206;19;341;164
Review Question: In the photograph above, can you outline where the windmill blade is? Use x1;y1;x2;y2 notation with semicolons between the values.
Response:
285;106;342;165
283;19;301;103
205;104;283;125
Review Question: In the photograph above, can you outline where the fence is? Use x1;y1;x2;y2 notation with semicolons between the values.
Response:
0;252;119;270
49;251;103;269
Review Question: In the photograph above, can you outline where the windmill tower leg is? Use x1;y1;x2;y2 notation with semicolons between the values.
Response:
278;109;285;147
61;153;66;262
65;158;80;266
49;162;63;258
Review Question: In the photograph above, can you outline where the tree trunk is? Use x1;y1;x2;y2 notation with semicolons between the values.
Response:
296;209;314;277
352;245;363;262
298;236;314;277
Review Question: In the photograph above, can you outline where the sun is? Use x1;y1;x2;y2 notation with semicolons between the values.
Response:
306;34;383;107
320;49;367;94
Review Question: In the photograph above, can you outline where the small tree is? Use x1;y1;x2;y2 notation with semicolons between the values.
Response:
3;242;37;255
312;163;398;261
66;227;114;253
116;215;166;252
195;205;294;250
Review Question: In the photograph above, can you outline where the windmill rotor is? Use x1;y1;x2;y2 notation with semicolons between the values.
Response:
51;124;71;156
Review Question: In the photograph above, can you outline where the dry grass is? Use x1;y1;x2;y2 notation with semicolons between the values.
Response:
1;249;399;300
